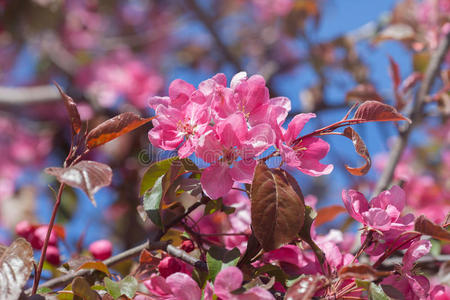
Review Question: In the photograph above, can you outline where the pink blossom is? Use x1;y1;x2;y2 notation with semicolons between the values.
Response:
342;185;413;232
148;79;210;158
382;240;432;300
208;266;275;300
278;113;333;176
144;273;201;300
197;112;274;199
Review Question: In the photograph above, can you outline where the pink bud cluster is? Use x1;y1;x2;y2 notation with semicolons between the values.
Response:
15;221;60;265
148;72;333;199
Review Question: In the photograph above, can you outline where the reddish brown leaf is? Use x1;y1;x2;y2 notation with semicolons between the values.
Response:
346;84;384;102
77;261;111;276
251;162;305;251
315;205;347;226
338;264;391;281
388;56;401;91
0;238;34;299
285;275;326;300
341;127;371;176
414;215;450;242
45;160;112;206
86;112;154;149
54;82;82;135
353;101;411;123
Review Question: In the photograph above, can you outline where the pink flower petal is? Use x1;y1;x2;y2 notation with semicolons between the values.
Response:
201;164;234;199
403;240;431;271
239;287;275;300
214;266;243;297
284;113;316;144
144;275;172;297
168;79;195;108
362;208;392;231
342;190;369;224
166;272;202;300
230;159;256;183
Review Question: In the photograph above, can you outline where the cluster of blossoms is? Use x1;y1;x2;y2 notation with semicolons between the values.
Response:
343;185;449;299
148;72;333;199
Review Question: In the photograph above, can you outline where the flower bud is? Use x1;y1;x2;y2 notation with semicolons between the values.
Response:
180;240;195;253
158;257;183;278
31;226;58;249
45;245;60;265
89;239;113;260
15;221;33;239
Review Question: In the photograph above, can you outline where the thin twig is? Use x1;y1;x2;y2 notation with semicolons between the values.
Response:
372;33;450;196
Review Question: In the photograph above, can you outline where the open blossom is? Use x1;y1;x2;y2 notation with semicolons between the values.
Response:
382;240;433;300
343;185;418;256
342;185;413;232
197;112;274;199
278;113;333;176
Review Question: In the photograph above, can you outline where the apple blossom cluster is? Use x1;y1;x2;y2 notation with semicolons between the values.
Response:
343;186;417;255
148;72;333;199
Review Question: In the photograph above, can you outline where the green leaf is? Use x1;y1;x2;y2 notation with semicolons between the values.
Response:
119;276;138;299
143;175;164;227
37;287;53;294
104;276;138;300
369;282;391;300
430;239;441;257
140;157;179;196
207;246;241;281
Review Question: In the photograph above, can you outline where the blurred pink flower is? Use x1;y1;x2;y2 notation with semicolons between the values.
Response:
89;239;113;260
76;50;163;109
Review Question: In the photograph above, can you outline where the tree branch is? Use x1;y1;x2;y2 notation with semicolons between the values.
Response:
0;85;60;105
372;32;450;196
